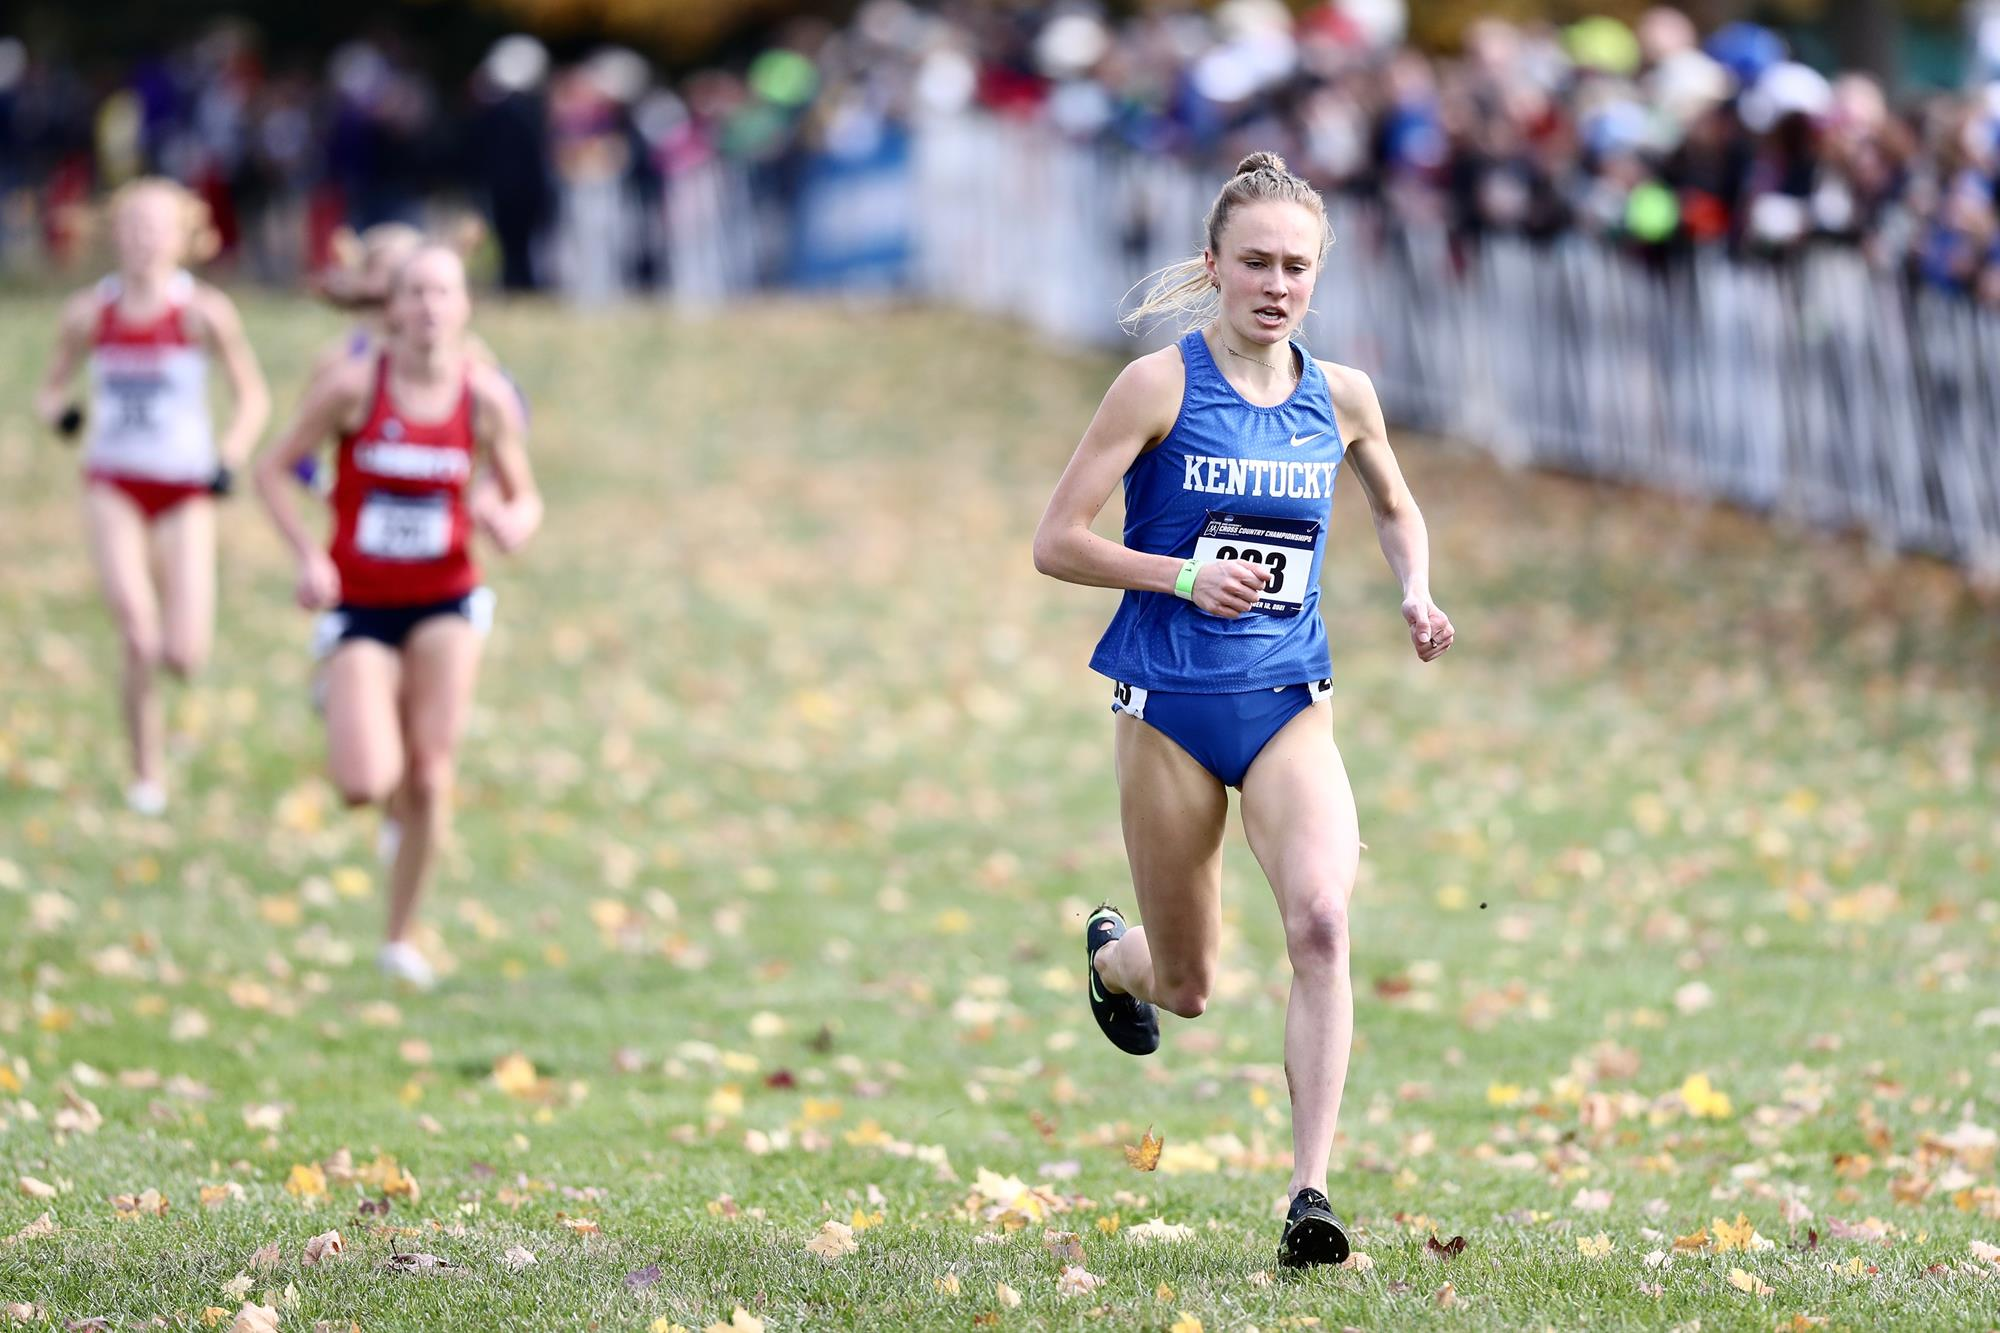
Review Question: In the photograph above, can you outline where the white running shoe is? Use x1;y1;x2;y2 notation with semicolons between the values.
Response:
377;817;402;865
376;941;436;990
126;780;168;817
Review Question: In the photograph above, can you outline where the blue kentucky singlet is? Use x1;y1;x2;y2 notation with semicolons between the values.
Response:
1089;329;1345;692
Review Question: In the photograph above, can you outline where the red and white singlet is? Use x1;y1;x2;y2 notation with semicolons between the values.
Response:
329;356;480;608
84;271;216;503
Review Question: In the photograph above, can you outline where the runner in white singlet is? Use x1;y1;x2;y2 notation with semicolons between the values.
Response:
35;178;270;815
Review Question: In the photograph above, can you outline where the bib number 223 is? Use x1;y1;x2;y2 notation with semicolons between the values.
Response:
1191;511;1319;616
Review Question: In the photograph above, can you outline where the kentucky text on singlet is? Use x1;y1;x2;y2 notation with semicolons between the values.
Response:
83;271;217;485
1089;330;1345;693
329;357;480;608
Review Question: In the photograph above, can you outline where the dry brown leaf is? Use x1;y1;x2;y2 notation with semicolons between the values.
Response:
247;1242;282;1272
242;1104;285;1133
502;1244;537;1271
805;1220;857;1260
1434;1281;1458;1309
111;1188;169;1219
1425;1233;1467;1261
379;1252;463;1274
1123;1217;1194;1245
1042;1230;1086;1266
302;1230;345;1266
1123;1127;1164;1172
2;1213;57;1246
228;1304;279;1333
17;1177;56;1200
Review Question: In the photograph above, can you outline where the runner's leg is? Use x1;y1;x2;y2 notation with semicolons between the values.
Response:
84;486;166;792
385;614;483;945
1092;713;1229;1018
1239;706;1360;1200
152;496;216;678
325;639;404;809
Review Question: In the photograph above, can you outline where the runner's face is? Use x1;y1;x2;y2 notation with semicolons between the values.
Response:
365;239;421;305
113;189;182;277
390;250;471;351
1206;201;1322;347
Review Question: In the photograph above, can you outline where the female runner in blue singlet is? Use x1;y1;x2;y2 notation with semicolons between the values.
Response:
1032;151;1454;1268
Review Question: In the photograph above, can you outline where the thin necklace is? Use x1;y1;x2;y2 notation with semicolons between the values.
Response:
1221;340;1297;381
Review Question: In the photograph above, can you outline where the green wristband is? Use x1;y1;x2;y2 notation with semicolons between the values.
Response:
1173;558;1202;601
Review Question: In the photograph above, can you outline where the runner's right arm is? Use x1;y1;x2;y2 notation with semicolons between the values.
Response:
34;291;96;432
254;363;365;608
1033;347;1270;619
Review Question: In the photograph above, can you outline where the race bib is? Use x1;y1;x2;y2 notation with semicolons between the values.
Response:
1191;511;1320;615
104;372;166;433
355;491;450;561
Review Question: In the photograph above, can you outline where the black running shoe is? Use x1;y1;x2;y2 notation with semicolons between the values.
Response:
1279;1188;1351;1268
1085;905;1159;1056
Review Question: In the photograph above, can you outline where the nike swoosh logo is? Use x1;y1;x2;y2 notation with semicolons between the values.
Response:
1090;972;1109;1004
1289;432;1323;448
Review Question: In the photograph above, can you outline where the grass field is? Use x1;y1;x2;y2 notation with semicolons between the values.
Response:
2;293;1998;1333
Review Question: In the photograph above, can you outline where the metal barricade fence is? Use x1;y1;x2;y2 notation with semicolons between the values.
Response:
646;115;2000;573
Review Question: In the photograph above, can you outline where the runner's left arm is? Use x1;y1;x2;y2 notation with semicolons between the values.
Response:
470;366;541;553
196;287;272;472
1328;363;1454;663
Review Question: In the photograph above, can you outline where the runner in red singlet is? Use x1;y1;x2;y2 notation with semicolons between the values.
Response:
34;178;270;815
253;244;541;988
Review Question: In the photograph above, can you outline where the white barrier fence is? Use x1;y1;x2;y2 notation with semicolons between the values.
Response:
904;116;2000;574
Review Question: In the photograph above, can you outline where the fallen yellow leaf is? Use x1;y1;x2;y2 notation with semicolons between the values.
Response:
1124;1127;1164;1172
285;1164;327;1202
493;1053;540;1098
1680;1073;1733;1119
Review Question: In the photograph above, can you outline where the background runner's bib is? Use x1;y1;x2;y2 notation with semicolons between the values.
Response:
1090;331;1344;693
83;271;216;485
355;492;452;561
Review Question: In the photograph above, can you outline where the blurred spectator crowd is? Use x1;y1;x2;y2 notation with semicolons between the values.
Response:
5;1;2000;302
